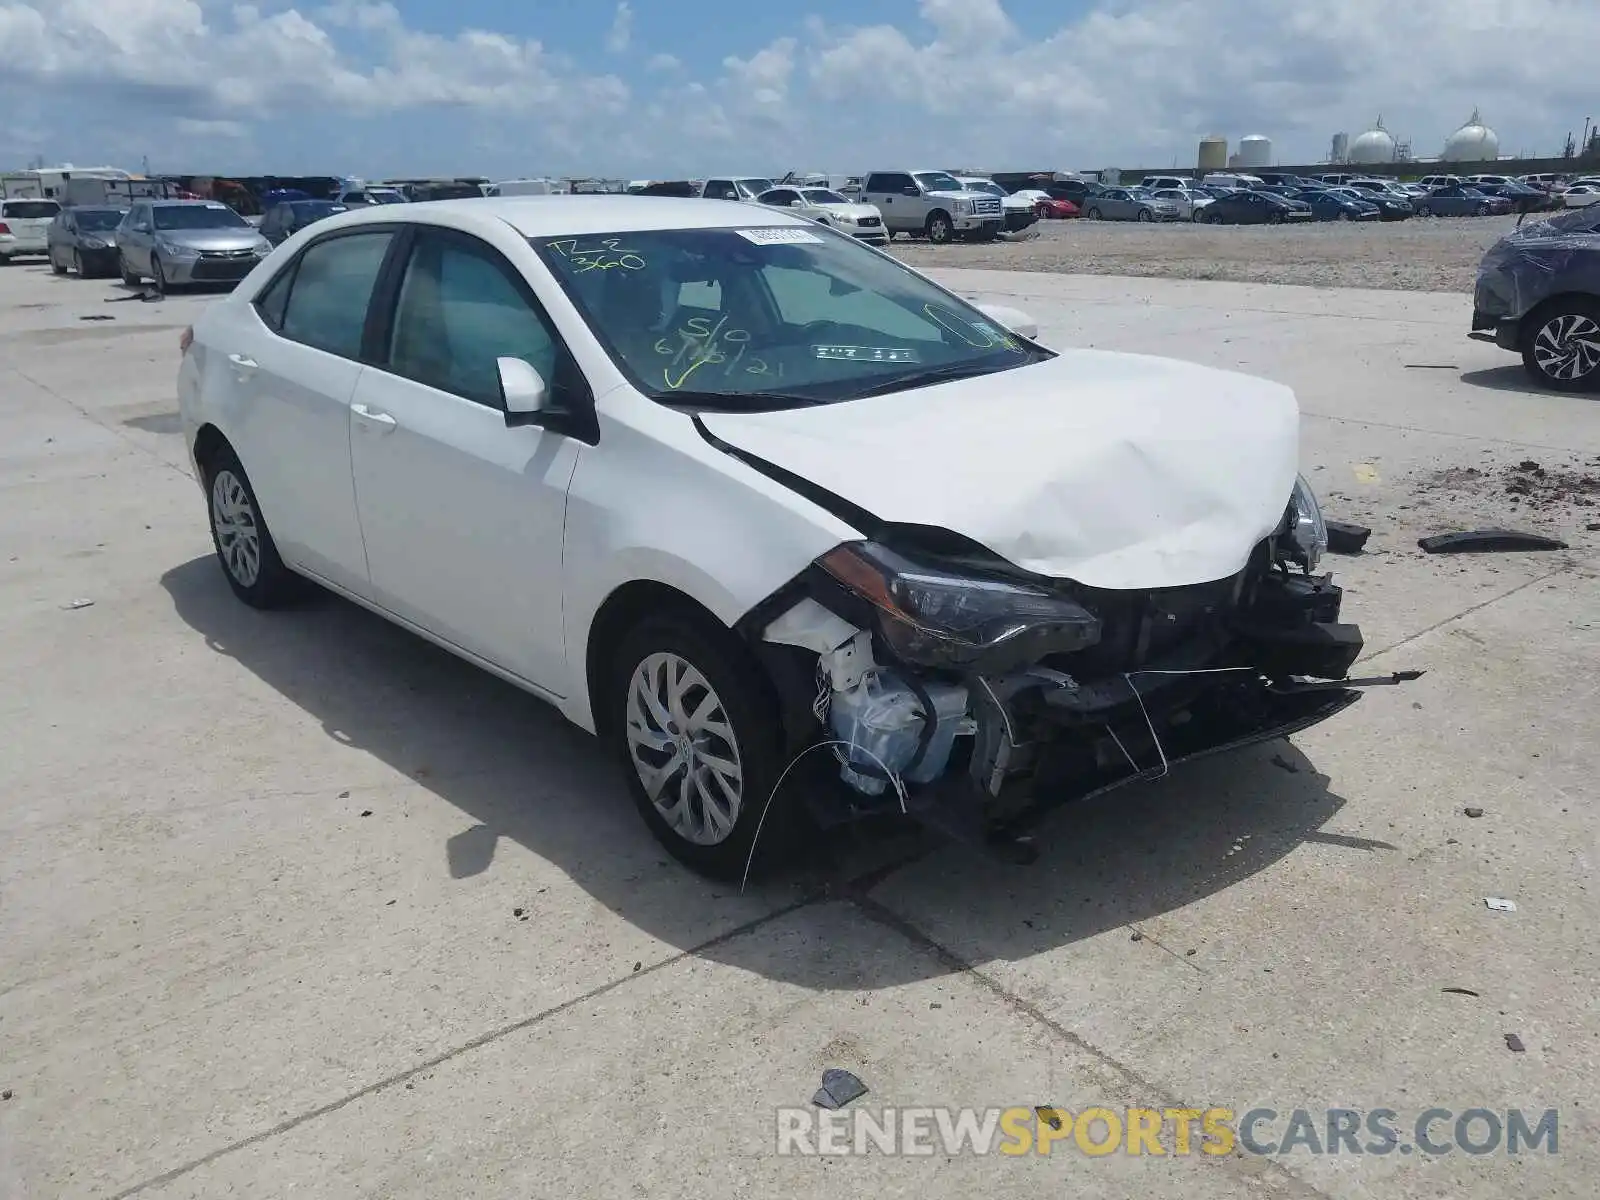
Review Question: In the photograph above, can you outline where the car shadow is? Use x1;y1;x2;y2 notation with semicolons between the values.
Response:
1458;365;1545;395
160;555;1374;990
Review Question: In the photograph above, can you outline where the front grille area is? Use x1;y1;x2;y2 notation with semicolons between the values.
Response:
973;197;1002;216
192;255;257;281
856;215;881;228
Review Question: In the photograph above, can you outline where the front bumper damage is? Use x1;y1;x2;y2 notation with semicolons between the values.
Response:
743;527;1420;862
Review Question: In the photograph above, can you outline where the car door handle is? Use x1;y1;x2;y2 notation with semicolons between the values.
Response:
227;353;257;371
352;403;397;433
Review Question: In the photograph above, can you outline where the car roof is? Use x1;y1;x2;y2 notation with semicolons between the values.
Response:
320;195;804;237
148;199;227;207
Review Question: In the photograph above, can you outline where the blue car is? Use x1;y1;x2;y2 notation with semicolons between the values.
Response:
1415;185;1511;217
1295;189;1382;221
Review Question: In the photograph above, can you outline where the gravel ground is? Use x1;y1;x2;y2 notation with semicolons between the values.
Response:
891;213;1553;292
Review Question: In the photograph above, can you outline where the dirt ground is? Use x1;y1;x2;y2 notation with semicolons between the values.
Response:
892;213;1550;293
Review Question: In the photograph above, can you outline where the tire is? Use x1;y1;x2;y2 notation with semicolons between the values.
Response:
201;443;300;608
72;249;86;277
119;254;140;285
609;615;794;880
1521;299;1600;393
1136;209;1152;222
49;250;66;275
1267;212;1283;224
1085;207;1101;220
1477;204;1490;216
925;211;954;244
1191;208;1205;222
151;255;168;294
1337;211;1351;222
1418;205;1432;218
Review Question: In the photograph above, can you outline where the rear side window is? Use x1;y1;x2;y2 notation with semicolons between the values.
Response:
277;231;394;359
2;200;60;219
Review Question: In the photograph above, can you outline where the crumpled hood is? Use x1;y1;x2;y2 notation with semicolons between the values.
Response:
819;203;883;222
698;352;1301;591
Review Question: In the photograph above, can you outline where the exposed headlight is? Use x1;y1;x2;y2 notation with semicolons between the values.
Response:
1285;475;1328;571
818;541;1101;669
158;240;200;258
252;238;272;254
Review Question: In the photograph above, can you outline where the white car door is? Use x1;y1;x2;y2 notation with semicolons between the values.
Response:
217;227;397;592
347;225;583;694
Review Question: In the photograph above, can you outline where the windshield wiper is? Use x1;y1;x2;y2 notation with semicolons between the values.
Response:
649;389;829;411
849;360;1011;399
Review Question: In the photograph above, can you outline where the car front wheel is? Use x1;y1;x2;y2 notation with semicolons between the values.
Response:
119;254;140;285
610;616;792;880
1522;299;1600;392
925;211;954;244
204;444;300;607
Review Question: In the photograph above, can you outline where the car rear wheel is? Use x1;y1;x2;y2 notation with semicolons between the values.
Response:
1522;299;1600;393
1085;207;1101;220
925;211;954;244
203;443;300;608
49;250;66;275
610;616;794;880
119;254;140;286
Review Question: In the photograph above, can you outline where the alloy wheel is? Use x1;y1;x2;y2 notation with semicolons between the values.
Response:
210;469;262;587
1532;314;1600;382
73;250;84;276
625;651;744;847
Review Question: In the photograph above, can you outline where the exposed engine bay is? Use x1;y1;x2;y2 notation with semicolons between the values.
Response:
739;487;1421;859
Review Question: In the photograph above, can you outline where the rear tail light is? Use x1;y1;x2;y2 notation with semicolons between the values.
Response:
179;326;193;355
0;223;10;235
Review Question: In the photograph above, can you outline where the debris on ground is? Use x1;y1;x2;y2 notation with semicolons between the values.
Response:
1463;806;1484;818
359;809;373;817
1403;363;1458;370
60;598;94;610
812;1068;869;1110
1036;1106;1066;1130
1504;1033;1526;1053
1418;530;1567;554
1325;520;1371;554
1442;987;1480;997
1484;897;1517;912
1130;930;1143;941
1;1089;11;1101
78;314;115;321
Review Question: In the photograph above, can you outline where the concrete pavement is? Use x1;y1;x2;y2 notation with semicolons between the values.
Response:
1;261;1595;1198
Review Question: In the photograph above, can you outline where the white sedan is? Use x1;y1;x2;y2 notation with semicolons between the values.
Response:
1559;184;1600;208
177;196;1372;878
754;187;888;245
1150;187;1214;220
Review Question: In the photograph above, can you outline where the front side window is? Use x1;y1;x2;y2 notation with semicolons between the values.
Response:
912;172;961;192
278;231;394;359
387;231;559;407
536;224;1050;410
75;209;124;232
802;189;848;205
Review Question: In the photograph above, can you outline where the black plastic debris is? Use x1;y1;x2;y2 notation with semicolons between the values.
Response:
1326;521;1371;554
1504;1033;1526;1053
1418;530;1568;554
812;1068;869;1110
1442;987;1480;997
79;314;115;321
1463;807;1484;818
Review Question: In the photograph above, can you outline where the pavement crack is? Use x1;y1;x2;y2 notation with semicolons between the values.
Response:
104;894;819;1199
847;893;1333;1200
1361;566;1569;662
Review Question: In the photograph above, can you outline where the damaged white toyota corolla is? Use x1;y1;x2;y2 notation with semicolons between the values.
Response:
178;196;1408;879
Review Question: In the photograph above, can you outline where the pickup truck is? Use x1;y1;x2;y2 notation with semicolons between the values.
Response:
858;169;1004;243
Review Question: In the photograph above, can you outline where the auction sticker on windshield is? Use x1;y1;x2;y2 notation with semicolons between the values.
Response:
735;228;824;244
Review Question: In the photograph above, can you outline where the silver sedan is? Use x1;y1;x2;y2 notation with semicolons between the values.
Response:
1082;187;1181;222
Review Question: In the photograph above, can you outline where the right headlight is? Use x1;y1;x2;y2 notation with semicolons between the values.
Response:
953;197;974;213
1285;474;1328;572
818;541;1101;669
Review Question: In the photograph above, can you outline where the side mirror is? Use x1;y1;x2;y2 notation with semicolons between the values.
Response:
976;303;1039;341
497;357;550;424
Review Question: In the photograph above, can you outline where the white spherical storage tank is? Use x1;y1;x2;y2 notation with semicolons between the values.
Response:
1237;135;1272;168
1443;109;1499;162
1348;118;1397;164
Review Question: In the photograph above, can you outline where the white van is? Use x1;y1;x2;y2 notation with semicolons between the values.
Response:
1201;172;1263;190
490;178;566;196
0;196;62;260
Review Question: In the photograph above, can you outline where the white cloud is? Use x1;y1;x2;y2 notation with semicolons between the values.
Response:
605;1;632;54
176;117;248;138
0;0;1595;175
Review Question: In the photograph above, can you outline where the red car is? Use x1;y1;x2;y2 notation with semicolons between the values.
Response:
1019;191;1079;219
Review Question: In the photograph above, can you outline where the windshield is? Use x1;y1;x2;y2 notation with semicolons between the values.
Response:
2;200;59;219
535;225;1049;410
290;201;346;220
75;209;126;230
913;172;963;192
962;181;1006;196
735;179;775;198
368;189;407;204
1125;187;1155;199
801;189;848;205
153;204;248;230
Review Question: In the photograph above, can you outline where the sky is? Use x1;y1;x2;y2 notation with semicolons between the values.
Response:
0;0;1596;179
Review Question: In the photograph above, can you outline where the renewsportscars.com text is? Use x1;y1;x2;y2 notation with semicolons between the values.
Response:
775;1106;1559;1157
